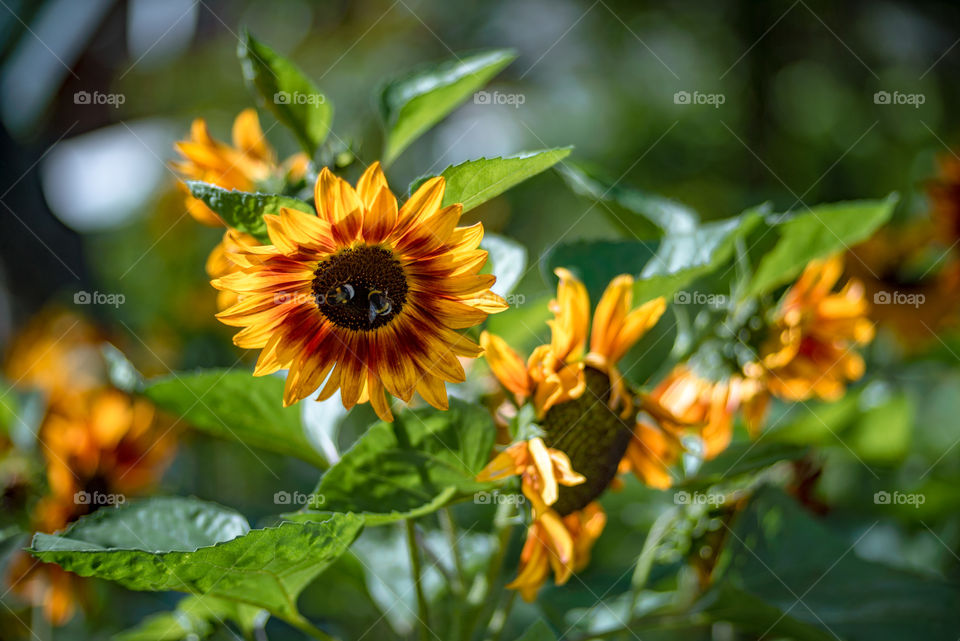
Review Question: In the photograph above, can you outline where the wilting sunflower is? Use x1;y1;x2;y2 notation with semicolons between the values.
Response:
213;163;507;422
479;270;674;599
7;387;175;625
172;108;308;226
748;255;874;402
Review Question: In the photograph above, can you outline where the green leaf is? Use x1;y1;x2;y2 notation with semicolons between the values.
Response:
380;49;516;164
543;239;658;301
185;182;313;243
293;400;496;525
30;497;363;621
482;233;528;296
144;370;328;469
685;441;810;486
515;620;557;641
113;594;263;641
557;162;700;237
238;31;332;156
746;195;898;298
702;486;960;640
413;148;572;211
634;207;766;304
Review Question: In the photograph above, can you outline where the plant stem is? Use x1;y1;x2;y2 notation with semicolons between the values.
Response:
462;501;516;641
440;507;467;595
406;519;430;641
484;590;516;641
285;614;339;641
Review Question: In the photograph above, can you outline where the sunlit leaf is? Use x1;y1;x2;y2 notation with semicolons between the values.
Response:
745;195;898;298
185;181;313;243
144;370;328;469
30;497;362;621
292;400;495;525
238;31;332;156
412;148;572;211
114;594;263;641
380;49;516;164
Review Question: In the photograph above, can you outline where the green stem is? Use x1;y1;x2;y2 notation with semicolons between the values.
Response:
484;590;516;641
406;519;430;641
462;501;516;641
284;614;339;641
440;507;467;595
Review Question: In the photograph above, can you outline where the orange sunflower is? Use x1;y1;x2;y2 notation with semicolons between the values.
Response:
749;255;874;402
479;270;674;599
205;229;260;311
212;163;507;422
172;108;308;226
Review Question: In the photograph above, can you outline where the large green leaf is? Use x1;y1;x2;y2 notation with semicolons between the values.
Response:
557;163;700;238
701;486;960;640
482;232;528;297
380;49;516;164
114;594;263;641
30;497;363;621
413;148;572;211
186;181;313;243
293;400;496;525
634;207;766;304
144;370;328;469
238;32;332;156
746;195;898;297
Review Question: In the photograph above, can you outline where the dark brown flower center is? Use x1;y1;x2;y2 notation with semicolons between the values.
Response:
541;367;634;516
312;246;408;331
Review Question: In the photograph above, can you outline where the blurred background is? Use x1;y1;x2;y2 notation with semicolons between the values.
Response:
2;0;960;639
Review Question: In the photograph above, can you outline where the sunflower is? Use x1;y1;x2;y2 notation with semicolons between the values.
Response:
927;152;960;248
205;229;260;311
212;163;507;422
172;108;308;226
7;387;175;625
749;255;874;402
479;270;673;599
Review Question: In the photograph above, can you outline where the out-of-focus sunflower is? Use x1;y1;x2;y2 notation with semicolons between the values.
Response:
848;223;960;342
928;152;960;248
7;388;175;625
748;255;874;402
479;270;673;600
633;365;767;464
212;163;507;422
3;310;104;407
172;108;308;226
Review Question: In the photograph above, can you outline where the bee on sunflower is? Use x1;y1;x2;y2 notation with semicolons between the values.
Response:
477;269;678;600
212;162;507;422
